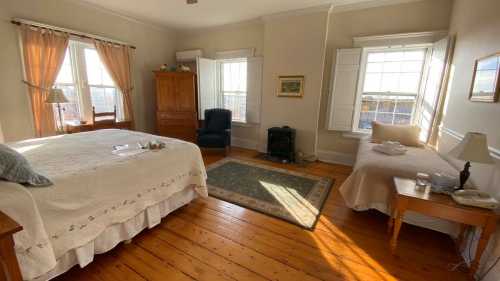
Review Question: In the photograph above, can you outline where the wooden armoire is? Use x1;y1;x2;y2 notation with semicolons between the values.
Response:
154;71;198;142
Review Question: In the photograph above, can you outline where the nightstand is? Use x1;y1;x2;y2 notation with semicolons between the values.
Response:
388;177;498;277
0;211;23;281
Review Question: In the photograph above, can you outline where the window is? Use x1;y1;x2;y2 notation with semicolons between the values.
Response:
220;59;247;123
355;48;428;131
54;50;80;125
53;40;123;125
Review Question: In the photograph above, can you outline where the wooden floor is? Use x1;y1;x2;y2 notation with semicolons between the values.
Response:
55;148;470;281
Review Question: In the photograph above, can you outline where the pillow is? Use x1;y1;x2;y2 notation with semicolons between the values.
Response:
0;144;53;187
371;121;422;147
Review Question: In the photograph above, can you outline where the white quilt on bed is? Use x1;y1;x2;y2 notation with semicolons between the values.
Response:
339;140;460;235
0;129;207;280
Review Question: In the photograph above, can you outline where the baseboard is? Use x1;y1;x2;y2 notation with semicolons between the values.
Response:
316;149;355;166
231;137;258;150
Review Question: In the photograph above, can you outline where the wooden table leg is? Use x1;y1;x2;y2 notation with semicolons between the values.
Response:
470;217;496;277
390;197;408;255
456;224;467;252
387;193;397;234
0;235;23;281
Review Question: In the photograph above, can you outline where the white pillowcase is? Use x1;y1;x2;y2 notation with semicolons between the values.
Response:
371;121;423;147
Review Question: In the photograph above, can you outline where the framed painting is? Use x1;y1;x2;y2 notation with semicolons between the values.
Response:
277;76;304;97
469;53;500;102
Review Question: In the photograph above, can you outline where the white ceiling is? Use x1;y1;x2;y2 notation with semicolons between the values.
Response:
75;0;418;30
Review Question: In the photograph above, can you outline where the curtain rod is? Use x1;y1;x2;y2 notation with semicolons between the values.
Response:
11;18;136;49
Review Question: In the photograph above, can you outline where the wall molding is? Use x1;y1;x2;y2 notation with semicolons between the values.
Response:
231;137;258;150
332;0;424;13
440;126;500;160
261;4;332;22
317;150;355;166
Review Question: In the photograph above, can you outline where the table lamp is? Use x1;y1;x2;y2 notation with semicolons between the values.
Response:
45;88;69;132
448;132;494;189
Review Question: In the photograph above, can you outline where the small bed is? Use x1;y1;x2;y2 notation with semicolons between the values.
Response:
0;129;208;281
339;139;460;236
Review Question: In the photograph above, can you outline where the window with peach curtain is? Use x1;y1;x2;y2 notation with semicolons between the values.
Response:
93;40;134;126
20;24;69;137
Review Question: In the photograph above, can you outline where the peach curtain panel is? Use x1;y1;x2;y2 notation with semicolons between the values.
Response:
20;24;69;137
93;40;134;126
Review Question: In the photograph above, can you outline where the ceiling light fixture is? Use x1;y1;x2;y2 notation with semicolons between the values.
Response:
186;0;198;4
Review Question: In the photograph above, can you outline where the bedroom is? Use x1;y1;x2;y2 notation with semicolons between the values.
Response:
0;0;499;280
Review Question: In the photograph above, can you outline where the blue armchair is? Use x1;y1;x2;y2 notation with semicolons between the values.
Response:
197;109;232;154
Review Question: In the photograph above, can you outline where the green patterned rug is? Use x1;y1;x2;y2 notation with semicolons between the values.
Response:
206;158;333;229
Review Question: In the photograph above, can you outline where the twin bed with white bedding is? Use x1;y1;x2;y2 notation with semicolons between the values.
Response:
339;139;460;235
0;129;208;281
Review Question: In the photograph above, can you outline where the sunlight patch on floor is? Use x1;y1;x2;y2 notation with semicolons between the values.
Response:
258;180;317;226
305;215;397;281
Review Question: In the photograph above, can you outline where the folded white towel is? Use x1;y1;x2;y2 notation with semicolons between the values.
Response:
372;143;407;155
382;141;401;148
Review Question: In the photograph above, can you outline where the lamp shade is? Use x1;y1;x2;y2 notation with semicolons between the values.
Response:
448;132;494;164
45;88;69;104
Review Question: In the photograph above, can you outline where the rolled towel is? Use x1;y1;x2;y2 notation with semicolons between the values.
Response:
372;143;407;155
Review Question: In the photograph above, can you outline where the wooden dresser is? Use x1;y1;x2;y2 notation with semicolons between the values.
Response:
154;71;198;142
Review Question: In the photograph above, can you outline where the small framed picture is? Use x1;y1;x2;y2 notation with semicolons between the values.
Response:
469;53;500;102
277;76;304;97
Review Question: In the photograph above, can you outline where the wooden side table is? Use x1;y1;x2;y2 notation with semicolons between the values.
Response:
388;177;498;277
0;211;23;281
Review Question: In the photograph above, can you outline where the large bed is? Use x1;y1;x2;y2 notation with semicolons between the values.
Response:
339;139;460;236
0;129;208;281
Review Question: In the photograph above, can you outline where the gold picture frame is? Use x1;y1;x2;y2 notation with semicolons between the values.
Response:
277;76;304;97
469;52;500;102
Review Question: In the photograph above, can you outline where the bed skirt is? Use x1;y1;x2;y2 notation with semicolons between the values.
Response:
31;187;198;281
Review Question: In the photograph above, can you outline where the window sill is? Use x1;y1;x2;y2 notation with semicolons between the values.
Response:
232;121;258;128
342;131;370;140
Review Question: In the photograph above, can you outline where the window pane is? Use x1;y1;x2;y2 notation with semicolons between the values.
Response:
55;50;73;84
395;99;414;114
383;62;401;73
378;99;395;113
221;60;247;122
380;73;399;92
361;99;377;112
394;114;412;125
363;73;382;92
367;52;385;62
363;49;426;95
385;52;404;61
90;87;118;114
53;85;80;127
399;73;421;93
223;92;246;122
366;62;383;73
358;94;416;130
85;48;114;86
222;61;247;92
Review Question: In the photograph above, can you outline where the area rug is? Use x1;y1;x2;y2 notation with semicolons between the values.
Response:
206;158;334;229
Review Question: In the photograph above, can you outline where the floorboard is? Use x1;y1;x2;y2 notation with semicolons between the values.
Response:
53;147;470;281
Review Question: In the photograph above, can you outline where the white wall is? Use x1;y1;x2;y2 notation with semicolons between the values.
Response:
0;0;177;141
260;11;329;156
436;0;500;279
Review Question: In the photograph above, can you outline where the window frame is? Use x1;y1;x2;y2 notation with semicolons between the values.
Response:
53;39;124;124
217;57;248;124
352;45;432;133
